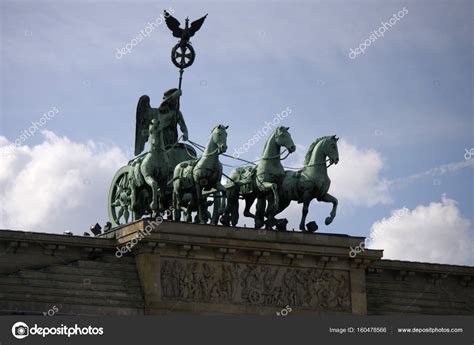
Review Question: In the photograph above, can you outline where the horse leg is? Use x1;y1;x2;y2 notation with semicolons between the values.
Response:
211;196;219;225
144;176;159;217
229;190;241;227
260;182;279;211
216;182;227;215
243;194;256;218
255;197;266;229
265;193;277;229
195;184;206;224
255;181;278;228
186;199;194;222
209;182;226;225
299;193;312;231
270;183;279;212
130;185;140;220
231;199;239;226
273;198;290;226
221;185;235;226
172;187;181;221
158;180;167;214
321;193;338;225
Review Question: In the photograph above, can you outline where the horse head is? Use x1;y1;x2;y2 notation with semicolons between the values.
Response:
274;126;296;153
325;135;339;165
210;124;228;154
304;135;339;167
148;118;163;150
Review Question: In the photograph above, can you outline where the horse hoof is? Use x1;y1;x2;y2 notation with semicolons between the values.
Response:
275;219;288;231
306;221;318;232
220;215;230;226
325;217;333;226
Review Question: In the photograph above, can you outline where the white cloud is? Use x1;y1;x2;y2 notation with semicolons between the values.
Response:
367;196;474;266
0;131;127;234
323;139;391;206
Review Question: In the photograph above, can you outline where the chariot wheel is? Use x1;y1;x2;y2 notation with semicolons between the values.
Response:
108;165;134;227
248;290;264;305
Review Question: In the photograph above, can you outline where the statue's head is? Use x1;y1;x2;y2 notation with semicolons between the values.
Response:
325;135;339;165
275;126;296;153
211;124;228;154
150;118;160;129
161;88;182;108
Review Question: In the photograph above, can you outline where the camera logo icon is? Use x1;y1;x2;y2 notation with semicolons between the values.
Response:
12;322;29;339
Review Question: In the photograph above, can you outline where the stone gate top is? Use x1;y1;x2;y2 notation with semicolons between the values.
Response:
1;221;472;316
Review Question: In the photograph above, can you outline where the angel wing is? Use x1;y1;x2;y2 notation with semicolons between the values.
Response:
189;14;207;37
135;95;152;156
164;11;183;38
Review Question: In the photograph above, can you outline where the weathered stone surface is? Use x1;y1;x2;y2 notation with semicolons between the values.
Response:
160;258;350;311
0;221;473;315
367;259;474;315
0;229;143;315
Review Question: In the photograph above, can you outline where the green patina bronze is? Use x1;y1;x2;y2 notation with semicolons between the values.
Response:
222;127;296;229
108;10;341;232
222;135;339;232
278;135;339;231
172;125;228;224
135;89;188;153
108;90;197;226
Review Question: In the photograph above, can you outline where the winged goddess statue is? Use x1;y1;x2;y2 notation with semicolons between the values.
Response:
135;88;189;156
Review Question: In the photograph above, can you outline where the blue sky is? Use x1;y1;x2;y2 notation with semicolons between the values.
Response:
1;0;473;264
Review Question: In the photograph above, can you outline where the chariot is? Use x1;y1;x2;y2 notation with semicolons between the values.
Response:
108;143;196;227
